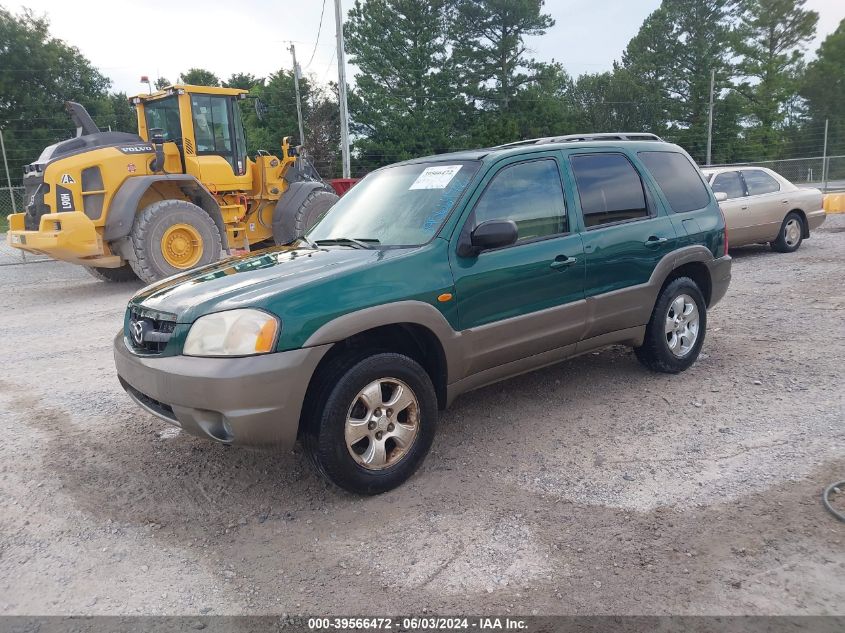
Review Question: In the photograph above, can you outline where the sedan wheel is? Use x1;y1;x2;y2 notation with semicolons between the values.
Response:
771;211;805;253
783;218;802;248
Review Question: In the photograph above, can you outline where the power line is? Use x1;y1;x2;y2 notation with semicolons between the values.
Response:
305;0;328;70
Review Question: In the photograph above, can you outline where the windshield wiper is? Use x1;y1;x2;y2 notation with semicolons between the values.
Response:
315;237;380;249
295;234;319;250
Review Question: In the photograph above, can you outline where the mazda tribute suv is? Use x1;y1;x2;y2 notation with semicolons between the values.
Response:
115;133;732;494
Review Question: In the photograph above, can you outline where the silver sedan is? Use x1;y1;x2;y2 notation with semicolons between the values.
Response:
702;166;826;252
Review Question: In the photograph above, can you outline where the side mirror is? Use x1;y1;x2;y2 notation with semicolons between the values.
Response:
149;127;165;144
149;127;165;173
714;191;728;202
468;219;518;255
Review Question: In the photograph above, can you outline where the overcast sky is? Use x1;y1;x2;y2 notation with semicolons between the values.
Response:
12;0;845;95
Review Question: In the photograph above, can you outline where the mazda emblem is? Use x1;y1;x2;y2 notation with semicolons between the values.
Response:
131;320;145;345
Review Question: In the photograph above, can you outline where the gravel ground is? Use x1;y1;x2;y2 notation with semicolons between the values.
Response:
0;216;843;616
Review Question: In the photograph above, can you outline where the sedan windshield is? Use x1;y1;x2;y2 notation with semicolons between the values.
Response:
307;160;481;247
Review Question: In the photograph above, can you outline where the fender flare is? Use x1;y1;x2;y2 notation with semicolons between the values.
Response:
302;300;465;384
271;180;331;243
103;175;229;250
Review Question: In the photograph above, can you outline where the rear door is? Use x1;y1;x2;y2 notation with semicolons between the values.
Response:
565;149;679;339
637;150;720;254
449;154;585;374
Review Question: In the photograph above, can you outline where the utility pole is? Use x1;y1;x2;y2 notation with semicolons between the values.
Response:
822;118;829;192
334;0;351;178
0;128;16;215
288;43;306;146
706;69;715;166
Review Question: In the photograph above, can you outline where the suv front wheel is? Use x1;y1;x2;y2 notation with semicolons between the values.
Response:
635;277;707;374
303;352;438;495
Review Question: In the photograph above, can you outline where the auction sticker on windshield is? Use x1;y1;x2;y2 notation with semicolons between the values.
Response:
409;165;463;190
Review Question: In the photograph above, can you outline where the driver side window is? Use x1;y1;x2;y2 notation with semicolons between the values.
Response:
473;159;567;242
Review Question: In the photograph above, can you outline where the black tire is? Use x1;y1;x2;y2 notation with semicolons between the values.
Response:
635;276;707;374
770;211;805;253
128;199;222;283
272;188;339;245
84;264;138;282
302;352;438;495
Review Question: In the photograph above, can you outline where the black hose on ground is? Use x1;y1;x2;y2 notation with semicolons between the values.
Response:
822;481;845;522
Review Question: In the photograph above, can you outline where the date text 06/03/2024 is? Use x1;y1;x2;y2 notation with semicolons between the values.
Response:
307;617;528;630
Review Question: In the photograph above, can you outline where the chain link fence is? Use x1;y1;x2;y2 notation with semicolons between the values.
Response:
1;186;24;231
710;155;845;191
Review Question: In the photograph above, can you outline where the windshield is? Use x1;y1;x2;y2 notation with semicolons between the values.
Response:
307;160;481;247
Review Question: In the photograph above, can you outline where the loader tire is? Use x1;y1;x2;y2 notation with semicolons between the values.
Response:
128;199;222;283
272;188;339;245
84;264;139;283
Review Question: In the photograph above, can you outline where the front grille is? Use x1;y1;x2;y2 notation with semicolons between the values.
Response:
128;308;177;354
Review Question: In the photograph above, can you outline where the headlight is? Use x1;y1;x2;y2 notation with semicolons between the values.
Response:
183;309;279;357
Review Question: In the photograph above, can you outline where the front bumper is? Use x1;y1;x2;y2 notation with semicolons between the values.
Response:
705;254;732;307
6;211;118;265
113;333;331;448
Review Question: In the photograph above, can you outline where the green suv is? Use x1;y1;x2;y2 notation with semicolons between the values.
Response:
114;133;731;494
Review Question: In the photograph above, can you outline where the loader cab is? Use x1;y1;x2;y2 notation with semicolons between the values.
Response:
134;85;251;190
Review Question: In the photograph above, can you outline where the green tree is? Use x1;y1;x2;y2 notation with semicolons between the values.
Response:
570;66;665;134
178;68;221;86
154;76;170;90
224;73;264;90
305;84;341;178
0;8;112;183
622;0;737;162
800;18;845;152
242;69;311;154
450;0;554;111
734;0;818;158
345;0;461;171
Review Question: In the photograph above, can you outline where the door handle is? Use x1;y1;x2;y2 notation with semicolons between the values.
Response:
782;200;789;204
550;255;577;269
643;236;669;247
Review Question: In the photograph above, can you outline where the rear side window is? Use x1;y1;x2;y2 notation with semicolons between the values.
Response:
742;170;780;195
638;151;710;213
570;153;648;228
473;159;567;241
711;171;746;199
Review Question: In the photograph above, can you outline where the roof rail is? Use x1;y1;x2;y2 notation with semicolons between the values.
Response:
493;132;664;149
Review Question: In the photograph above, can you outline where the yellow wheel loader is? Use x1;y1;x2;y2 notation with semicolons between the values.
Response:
6;85;340;282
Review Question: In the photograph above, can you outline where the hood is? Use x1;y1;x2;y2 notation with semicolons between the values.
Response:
130;244;404;323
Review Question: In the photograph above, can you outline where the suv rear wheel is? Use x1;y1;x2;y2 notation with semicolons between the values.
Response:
303;352;438;495
635;277;707;373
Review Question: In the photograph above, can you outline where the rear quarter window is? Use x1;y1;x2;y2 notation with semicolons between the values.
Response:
638;151;711;213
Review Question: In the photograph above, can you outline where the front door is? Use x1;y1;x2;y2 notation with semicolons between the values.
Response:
449;155;585;375
711;169;755;245
566;150;679;338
